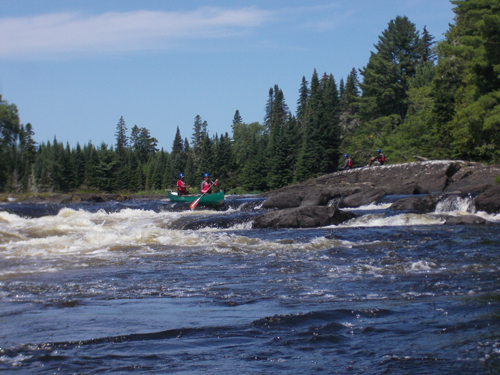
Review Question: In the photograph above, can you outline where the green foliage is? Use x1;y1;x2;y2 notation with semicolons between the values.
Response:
295;70;341;181
360;16;422;124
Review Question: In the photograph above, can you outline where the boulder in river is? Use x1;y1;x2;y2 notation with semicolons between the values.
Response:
253;206;356;229
338;188;386;208
474;185;500;214
390;195;442;213
442;215;487;225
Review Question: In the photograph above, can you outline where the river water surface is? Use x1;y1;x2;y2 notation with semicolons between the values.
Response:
0;195;499;374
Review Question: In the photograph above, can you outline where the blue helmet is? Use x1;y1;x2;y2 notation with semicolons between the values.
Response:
178;173;184;178
344;154;349;158
203;173;209;178
376;149;381;153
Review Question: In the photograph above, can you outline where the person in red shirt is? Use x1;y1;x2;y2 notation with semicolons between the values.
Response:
342;154;353;170
368;149;385;166
177;173;190;195
200;173;218;194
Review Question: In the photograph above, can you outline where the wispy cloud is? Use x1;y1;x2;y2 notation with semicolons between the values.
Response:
0;7;271;59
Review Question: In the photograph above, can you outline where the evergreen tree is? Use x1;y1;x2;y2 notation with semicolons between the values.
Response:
114;116;129;191
318;73;341;173
232;110;243;130
0;96;21;191
294;70;342;180
267;85;293;188
360;16;422;123
428;0;500;161
420;26;436;63
296;76;309;127
172;126;184;156
197;134;214;178
191;115;207;157
115;116;128;150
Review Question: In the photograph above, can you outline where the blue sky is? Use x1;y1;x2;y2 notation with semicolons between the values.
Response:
0;0;455;150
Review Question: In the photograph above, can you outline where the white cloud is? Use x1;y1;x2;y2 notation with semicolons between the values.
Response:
0;7;271;59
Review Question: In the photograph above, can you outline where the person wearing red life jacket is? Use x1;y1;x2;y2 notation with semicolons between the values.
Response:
176;173;190;195
200;173;218;194
368;149;385;166
342;154;353;170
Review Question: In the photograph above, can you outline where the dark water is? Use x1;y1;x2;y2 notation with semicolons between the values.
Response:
0;195;499;374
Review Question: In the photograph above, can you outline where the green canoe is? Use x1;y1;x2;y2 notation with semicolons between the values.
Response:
167;190;224;206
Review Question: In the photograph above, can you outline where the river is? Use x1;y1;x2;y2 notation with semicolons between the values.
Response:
0;195;499;374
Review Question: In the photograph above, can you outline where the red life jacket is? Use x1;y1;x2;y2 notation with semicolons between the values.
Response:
381;154;385;162
347;159;353;168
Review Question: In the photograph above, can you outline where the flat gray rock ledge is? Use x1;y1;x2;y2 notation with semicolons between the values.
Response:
252;206;356;229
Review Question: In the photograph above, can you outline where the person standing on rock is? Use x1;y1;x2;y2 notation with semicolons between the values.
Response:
200;173;218;194
177;173;191;195
342;154;353;170
368;149;385;166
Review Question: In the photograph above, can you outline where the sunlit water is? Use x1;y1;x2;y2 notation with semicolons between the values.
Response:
0;195;499;374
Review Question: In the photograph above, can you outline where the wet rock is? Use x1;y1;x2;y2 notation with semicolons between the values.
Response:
443;215;487;225
263;185;365;209
338;189;386;208
474;185;500;214
445;163;500;193
262;161;470;209
262;192;304;209
390;195;441;213
252;206;356;229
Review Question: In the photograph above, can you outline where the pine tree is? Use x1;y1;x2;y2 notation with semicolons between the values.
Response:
360;16;422;123
267;85;292;188
115;116;128;151
232;110;243;130
420;26;436;63
318;74;341;173
296;76;309;127
114;116;129;191
172;126;184;157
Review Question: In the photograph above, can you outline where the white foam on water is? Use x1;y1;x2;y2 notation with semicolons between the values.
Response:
408;260;437;272
342;202;393;211
435;195;475;214
476;210;500;222
0;209;367;268
337;213;445;228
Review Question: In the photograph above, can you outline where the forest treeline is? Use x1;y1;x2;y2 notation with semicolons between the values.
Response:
1;0;499;194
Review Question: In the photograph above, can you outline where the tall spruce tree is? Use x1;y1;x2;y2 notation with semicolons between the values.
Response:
267;85;292;188
114;116;129;190
294;70;341;180
232;110;243;130
360;16;422;124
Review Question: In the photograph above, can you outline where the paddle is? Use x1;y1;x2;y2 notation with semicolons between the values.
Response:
189;180;216;210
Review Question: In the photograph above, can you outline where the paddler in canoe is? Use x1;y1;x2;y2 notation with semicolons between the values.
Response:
167;172;224;206
200;173;218;194
176;173;190;195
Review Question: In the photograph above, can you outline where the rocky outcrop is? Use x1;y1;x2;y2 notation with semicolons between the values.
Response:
254;161;500;228
338;188;386;208
253;206;356;229
390;195;442;213
262;161;499;209
474;185;500;214
442;215;487;225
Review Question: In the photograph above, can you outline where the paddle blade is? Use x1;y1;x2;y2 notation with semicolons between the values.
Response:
189;197;201;210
